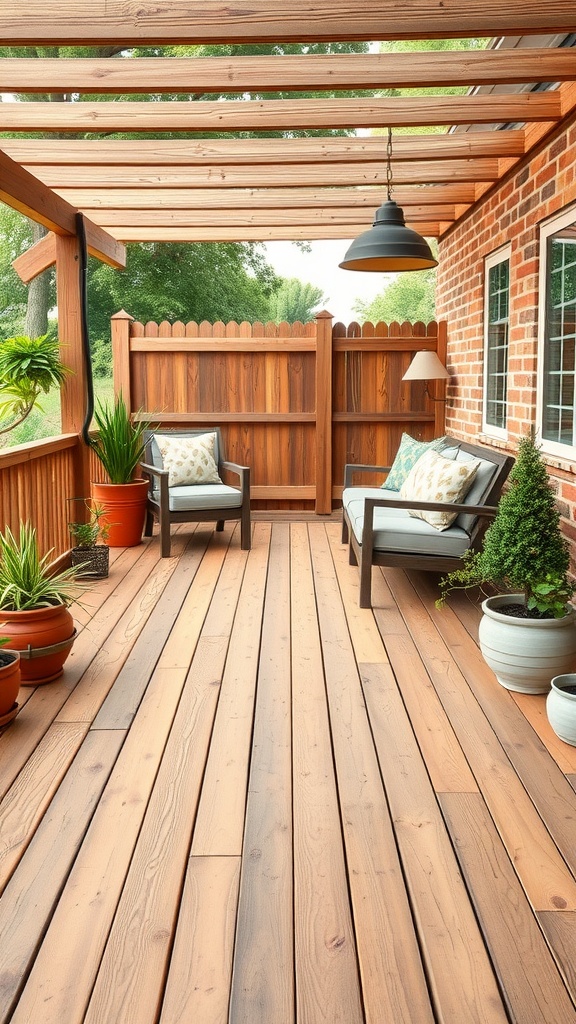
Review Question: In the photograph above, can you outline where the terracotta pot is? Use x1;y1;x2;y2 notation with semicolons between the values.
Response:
0;649;21;716
91;479;149;547
0;604;76;684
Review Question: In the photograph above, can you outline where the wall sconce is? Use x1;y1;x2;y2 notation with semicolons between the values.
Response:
402;350;450;402
339;128;438;273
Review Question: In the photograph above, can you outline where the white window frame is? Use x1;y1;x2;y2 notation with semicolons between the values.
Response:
482;244;511;441
537;201;576;460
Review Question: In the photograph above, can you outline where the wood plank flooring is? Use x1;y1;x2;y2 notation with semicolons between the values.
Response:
1;519;576;1024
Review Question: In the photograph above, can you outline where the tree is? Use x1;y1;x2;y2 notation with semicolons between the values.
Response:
269;278;326;323
354;268;436;324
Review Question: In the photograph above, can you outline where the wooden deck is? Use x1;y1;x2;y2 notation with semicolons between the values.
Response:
1;518;576;1024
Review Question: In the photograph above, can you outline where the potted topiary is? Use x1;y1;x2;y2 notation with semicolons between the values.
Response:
0;638;21;725
0;522;86;684
89;393;152;547
437;433;576;694
68;501;111;579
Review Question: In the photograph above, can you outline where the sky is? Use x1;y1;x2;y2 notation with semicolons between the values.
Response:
263;239;393;324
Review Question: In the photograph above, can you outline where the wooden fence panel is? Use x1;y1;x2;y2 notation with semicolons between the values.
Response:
114;314;446;512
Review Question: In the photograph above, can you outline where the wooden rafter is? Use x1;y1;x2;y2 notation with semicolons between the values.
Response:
1;48;575;93
1;0;575;45
93;225;444;242
41;160;500;189
0;93;561;133
0;131;527;165
52;185;474;210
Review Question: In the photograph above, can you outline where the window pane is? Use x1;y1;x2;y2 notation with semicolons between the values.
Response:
484;257;509;431
543;237;576;446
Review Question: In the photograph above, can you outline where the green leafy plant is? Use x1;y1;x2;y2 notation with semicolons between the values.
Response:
90;393;150;484
0;522;86;611
437;433;575;619
68;502;111;548
0;334;70;435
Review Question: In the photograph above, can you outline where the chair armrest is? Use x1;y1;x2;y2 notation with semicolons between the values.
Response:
140;461;168;481
221;460;250;492
344;463;391;487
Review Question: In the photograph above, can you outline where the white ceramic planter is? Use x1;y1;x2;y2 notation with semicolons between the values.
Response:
547;675;576;746
479;594;576;694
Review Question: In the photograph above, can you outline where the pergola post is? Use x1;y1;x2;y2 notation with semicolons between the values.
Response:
315;309;334;514
55;233;91;504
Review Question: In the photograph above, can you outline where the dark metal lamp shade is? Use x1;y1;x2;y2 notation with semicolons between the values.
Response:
339;199;438;272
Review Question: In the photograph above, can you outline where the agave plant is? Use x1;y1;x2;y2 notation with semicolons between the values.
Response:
0;522;86;611
0;334;70;436
90;393;150;484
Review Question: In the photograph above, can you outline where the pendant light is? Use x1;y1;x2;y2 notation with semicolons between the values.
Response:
339;129;438;273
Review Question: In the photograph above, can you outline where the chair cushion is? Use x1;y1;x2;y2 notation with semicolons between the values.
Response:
453;451;498;533
400;448;480;530
152;483;242;513
345;497;471;557
153;431;222;486
384;432;449;491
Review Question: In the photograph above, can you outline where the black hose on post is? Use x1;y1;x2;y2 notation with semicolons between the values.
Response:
76;212;95;448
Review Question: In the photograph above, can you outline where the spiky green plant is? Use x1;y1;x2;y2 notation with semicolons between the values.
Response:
437;433;575;619
90;393;150;484
0;334;70;435
0;523;86;610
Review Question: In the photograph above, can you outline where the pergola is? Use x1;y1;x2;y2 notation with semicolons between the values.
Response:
1;2;576;251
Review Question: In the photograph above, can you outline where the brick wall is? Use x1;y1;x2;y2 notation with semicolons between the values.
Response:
436;113;576;564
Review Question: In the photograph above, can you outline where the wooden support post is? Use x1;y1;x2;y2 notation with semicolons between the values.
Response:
315;309;333;514
111;309;134;411
435;320;448;437
55;233;91;504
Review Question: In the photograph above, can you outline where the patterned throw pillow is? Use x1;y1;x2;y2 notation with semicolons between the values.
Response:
154;432;222;486
400;448;480;530
384;432;447;491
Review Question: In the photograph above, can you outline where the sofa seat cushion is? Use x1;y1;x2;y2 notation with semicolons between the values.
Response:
152;483;242;512
343;486;470;556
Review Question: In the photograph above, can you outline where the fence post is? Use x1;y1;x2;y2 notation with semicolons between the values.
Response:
315;310;334;514
111;309;134;411
435;320;448;437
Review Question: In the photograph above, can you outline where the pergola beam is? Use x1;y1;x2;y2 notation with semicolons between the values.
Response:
12;233;58;284
88;206;452;227
97;224;443;242
1;49;575;93
1;1;575;45
54;185;473;210
0;93;560;133
0;150;126;268
39;159;503;190
1;131;527;166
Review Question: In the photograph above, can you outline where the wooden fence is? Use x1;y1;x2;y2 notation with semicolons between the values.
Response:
112;311;447;512
0;314;447;561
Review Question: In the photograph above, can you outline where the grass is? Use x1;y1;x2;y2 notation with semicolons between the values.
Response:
0;377;115;448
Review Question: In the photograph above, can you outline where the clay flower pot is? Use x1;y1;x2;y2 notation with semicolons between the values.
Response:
0;648;21;722
91;479;149;547
0;604;76;684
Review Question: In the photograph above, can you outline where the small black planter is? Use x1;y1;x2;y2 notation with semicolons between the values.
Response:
71;545;110;579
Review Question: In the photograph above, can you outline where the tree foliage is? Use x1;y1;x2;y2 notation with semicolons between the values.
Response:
269;278;326;323
354;268;436;324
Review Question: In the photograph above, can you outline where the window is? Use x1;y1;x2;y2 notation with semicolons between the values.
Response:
538;205;576;456
483;247;510;438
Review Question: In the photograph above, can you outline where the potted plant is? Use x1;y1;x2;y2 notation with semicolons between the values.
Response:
0;638;21;725
0;522;86;684
0;333;70;436
89;393;152;547
68;501;111;579
437;433;576;694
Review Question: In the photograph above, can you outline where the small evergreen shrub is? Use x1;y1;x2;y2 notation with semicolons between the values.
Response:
437;433;575;618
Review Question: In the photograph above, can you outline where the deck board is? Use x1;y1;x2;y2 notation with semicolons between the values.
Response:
1;519;576;1024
